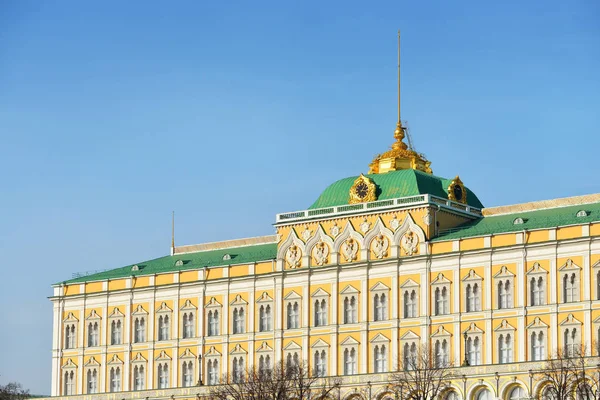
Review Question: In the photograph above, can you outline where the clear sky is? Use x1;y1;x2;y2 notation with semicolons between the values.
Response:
0;0;598;394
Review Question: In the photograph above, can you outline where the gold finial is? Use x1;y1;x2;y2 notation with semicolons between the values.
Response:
367;31;432;175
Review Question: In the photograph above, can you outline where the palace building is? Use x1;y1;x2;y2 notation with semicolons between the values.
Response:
45;38;600;400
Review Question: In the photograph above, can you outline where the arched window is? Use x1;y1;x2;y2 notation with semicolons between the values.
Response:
467;336;481;365
208;310;219;336
403;342;418;370
182;361;194;387
207;360;219;385
63;371;75;395
109;366;121;392
530;276;545;306
344;296;357;324
158;363;169;388
315;299;327;326
183;312;194;338
133;365;144;390
287;302;299;329
259;305;272;332
111;320;122;345
88;322;99;347
343;348;357;375
134;317;146;342
435;339;449;367
476;388;492;400
445;391;460;400
531;331;545;361
232;357;244;383
564;328;578;356
542;386;558;400
498;334;512;363
259;354;272;377
510;387;527;400
404;290;417;318
374;293;387;321
467;284;481;312
158;315;169;341
87;369;98;394
564;273;578;303
233;308;245;334
498;280;512;309
435;287;449;315
314;350;326;377
374;345;387;372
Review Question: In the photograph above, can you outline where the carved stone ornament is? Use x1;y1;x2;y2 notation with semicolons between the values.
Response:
423;209;433;226
390;215;400;231
314;241;329;266
447;175;467;203
360;218;371;234
401;231;419;256
285;245;301;269
342;238;359;262
349;174;377;204
301;227;312;241
372;234;389;259
330;223;340;238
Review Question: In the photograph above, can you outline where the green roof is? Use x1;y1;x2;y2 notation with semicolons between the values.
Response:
434;202;600;241
309;169;484;210
59;242;277;285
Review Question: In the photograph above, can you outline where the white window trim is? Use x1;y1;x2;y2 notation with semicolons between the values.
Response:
85;310;101;348
311;288;330;327
230;295;248;335
155;351;171;389
592;261;600;301
493;266;515;310
180;349;196;387
108;307;125;346
462;270;483;312
400;330;421;370
370;333;389;373
84;357;100;394
340;336;359;375
180;300;197;339
132;305;148;343
230;344;247;383
526;317;549;361
430;326;452;367
61;359;77;396
205;346;222;385
256;292;274;332
107;355;123;393
559;259;581;304
370;282;390;322
431;273;451;316
527;263;548;307
494;320;515;364
284;291;302;330
205;297;222;337
560;313;582;356
311;339;329;377
463;323;484;366
256;341;274;376
63;313;78;350
131;353;147;391
155;302;173;342
400;279;419;318
593;316;600;357
340;285;359;325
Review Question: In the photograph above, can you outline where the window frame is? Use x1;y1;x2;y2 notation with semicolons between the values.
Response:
370;282;390;322
132;305;148;343
205;297;222;337
108;307;125;346
230;295;248;335
155;302;173;342
463;270;483;312
180;300;197;340
431;273;451;316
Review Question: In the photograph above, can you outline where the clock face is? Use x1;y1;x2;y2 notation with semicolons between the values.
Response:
453;185;463;201
355;182;369;198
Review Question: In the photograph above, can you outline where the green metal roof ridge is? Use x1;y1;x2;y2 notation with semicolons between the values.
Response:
309;169;484;210
432;201;600;242
57;242;278;286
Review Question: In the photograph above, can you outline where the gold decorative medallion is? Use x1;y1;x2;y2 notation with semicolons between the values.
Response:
349;174;377;204
447;176;467;203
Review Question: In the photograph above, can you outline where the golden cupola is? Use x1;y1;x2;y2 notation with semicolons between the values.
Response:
368;121;432;174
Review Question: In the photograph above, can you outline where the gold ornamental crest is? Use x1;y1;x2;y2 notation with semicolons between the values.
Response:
349;174;377;204
447;175;467;203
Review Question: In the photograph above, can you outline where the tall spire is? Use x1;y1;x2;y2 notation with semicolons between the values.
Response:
170;211;175;256
368;31;432;175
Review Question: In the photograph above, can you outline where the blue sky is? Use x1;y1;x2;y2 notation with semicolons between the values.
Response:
0;0;598;394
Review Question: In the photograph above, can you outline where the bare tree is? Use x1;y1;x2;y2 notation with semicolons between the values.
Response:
208;360;340;400
388;344;455;400
536;346;600;400
0;382;30;400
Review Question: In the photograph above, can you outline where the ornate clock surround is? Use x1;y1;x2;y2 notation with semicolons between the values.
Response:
349;174;378;204
447;175;467;203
